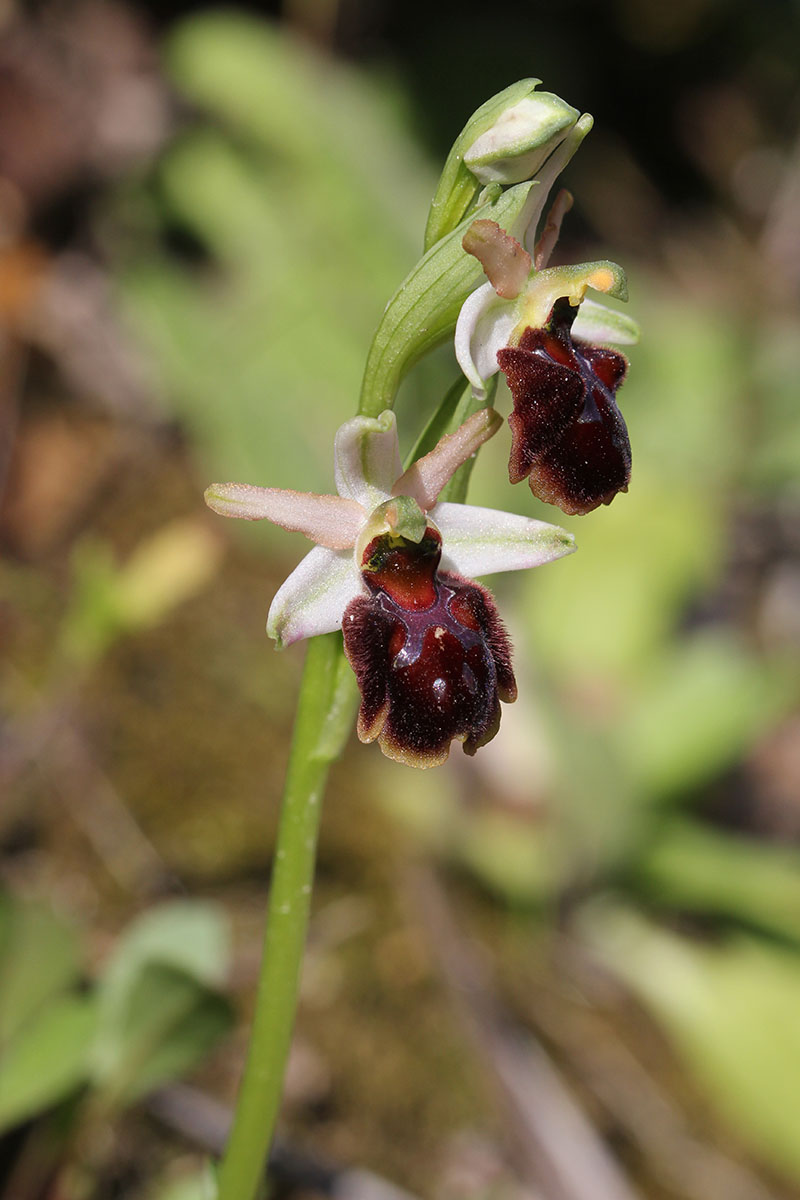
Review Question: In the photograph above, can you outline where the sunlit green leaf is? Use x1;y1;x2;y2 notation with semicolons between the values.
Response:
358;181;536;417
455;809;557;906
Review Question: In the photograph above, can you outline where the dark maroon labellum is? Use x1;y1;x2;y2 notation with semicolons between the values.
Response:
342;528;516;767
497;296;631;516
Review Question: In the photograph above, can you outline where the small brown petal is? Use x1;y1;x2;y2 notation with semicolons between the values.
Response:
462;219;531;299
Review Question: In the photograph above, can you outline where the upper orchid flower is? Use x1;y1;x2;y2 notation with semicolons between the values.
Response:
205;409;574;766
455;210;640;516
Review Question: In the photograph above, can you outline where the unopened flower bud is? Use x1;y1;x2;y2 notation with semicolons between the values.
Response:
424;80;580;251
464;93;580;186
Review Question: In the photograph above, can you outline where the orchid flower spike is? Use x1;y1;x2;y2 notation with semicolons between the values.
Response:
206;410;574;767
455;211;640;517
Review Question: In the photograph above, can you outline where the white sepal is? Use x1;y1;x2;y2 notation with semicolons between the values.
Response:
571;297;640;346
334;410;402;510
432;502;575;577
204;483;363;548
454;282;518;399
266;545;362;648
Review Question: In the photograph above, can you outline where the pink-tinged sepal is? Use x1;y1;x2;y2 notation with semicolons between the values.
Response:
342;528;517;767
431;502;575;576
498;298;631;515
391;408;502;511
204;483;363;548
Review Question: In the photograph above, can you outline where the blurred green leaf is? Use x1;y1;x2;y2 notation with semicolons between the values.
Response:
360;180;536;417
99;900;228;1001
544;705;644;880
747;316;800;490
166;10;430;248
151;1165;218;1200
0;994;95;1133
62;521;222;666
636;818;800;943
454;809;557;906
583;903;800;1184
623;632;798;798
0;894;82;1047
625;289;748;492
91;901;231;1107
522;482;721;681
92;961;232;1109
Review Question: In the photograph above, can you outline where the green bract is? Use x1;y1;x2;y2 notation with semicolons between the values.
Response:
359;180;538;418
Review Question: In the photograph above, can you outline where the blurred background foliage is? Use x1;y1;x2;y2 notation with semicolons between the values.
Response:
1;1;800;1197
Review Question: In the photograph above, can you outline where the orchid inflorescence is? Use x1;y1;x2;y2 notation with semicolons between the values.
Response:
205;79;639;768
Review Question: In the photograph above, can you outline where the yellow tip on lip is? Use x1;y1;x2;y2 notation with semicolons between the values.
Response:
588;267;615;293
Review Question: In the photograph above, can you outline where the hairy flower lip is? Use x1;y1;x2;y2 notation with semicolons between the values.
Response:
343;554;517;768
455;251;633;402
499;299;631;515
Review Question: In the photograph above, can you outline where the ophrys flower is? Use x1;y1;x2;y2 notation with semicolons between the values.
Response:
455;210;639;516
205;409;574;765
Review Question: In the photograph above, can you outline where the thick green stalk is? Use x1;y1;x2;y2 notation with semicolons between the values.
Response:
216;633;353;1200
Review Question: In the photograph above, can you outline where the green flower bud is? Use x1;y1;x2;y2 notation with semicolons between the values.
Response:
424;80;579;250
463;92;580;186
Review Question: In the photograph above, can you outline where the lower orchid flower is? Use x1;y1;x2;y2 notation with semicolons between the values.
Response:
205;409;574;767
455;211;640;516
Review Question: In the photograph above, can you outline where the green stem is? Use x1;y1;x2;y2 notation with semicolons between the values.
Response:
216;633;348;1200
